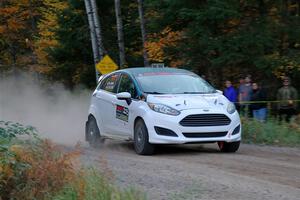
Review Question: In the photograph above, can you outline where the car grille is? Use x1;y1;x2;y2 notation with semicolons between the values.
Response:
182;132;228;138
179;114;231;127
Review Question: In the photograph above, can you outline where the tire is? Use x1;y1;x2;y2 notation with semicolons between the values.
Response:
86;116;103;148
218;141;240;153
134;119;155;155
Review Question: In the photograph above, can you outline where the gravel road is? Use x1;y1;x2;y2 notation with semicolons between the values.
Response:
81;141;300;200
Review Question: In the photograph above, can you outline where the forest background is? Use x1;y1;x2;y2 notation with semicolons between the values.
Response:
0;0;300;97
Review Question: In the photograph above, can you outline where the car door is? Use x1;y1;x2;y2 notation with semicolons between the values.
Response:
114;73;139;136
94;73;120;136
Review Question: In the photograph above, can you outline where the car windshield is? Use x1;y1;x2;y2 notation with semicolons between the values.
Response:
135;72;216;94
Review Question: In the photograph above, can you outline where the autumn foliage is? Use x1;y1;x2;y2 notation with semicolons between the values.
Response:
1;0;300;89
0;139;79;199
0;122;144;200
0;121;76;199
145;27;183;66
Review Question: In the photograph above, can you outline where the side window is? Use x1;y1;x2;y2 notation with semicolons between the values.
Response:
100;73;120;93
118;74;137;98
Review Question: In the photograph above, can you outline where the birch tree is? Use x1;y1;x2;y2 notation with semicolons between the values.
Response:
137;0;149;67
84;0;105;81
114;0;126;68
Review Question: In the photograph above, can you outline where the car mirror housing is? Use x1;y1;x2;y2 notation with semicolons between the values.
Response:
116;92;132;105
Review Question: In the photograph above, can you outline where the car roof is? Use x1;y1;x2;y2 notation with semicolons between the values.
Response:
118;67;193;76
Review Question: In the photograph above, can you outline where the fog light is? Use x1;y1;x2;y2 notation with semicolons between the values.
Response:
232;125;240;135
154;126;178;137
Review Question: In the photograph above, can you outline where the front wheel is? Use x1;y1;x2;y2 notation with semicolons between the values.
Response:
134;119;155;155
86;116;104;148
218;141;240;153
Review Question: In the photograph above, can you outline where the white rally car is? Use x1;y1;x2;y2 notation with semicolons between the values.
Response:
86;67;241;155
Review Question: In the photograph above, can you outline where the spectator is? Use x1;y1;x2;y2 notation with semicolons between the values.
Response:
251;82;267;122
277;77;298;122
224;80;237;103
238;75;252;116
238;76;245;89
236;76;245;112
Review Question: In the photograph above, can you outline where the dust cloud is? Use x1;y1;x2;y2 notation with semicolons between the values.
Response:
0;73;92;146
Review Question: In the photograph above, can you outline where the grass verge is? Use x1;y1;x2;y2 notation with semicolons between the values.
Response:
53;169;145;200
241;117;300;147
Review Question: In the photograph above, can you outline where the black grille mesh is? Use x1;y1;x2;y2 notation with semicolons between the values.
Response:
179;114;231;127
182;132;228;138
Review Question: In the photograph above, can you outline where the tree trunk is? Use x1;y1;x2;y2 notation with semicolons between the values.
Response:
114;0;126;68
257;0;266;16
84;0;99;81
137;0;149;67
90;0;105;59
84;0;105;81
28;0;38;64
282;0;289;17
297;1;300;16
28;0;36;33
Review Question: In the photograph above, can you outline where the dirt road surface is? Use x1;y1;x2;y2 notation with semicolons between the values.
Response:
81;141;300;200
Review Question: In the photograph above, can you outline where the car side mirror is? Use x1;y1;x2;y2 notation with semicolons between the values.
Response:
116;92;132;105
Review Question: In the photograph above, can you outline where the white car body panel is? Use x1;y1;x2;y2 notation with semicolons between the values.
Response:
89;91;241;144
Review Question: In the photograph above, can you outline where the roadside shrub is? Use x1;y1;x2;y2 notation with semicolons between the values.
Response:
0;121;79;200
0;121;38;169
242;117;300;147
0;121;38;198
0;121;145;200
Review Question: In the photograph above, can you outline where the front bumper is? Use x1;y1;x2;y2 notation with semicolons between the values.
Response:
144;109;241;144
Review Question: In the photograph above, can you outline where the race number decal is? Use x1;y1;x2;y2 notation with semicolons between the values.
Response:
116;105;129;122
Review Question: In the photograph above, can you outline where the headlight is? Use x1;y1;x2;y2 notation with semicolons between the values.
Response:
227;102;236;114
148;103;180;116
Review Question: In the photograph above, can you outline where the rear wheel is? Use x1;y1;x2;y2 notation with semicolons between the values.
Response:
86;116;104;148
134;119;155;155
218;141;240;153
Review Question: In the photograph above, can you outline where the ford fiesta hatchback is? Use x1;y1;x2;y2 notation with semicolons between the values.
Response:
86;67;241;155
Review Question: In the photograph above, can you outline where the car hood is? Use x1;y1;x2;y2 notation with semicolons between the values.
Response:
146;93;228;111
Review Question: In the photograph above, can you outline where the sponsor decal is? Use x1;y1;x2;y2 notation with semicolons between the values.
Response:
116;105;129;122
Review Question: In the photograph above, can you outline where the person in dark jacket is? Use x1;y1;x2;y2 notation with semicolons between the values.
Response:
251;82;267;122
224;80;237;103
277;77;298;122
239;75;253;117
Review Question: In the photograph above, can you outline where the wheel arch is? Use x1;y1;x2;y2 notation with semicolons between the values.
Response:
134;116;144;130
86;114;96;141
88;113;96;120
88;105;104;133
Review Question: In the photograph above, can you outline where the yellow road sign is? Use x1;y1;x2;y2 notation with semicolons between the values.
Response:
96;55;119;74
